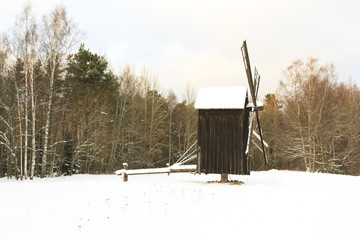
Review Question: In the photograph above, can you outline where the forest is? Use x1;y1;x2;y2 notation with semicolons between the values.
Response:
254;59;360;176
0;4;359;179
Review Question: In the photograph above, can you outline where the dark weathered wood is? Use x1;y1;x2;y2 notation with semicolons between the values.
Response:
197;109;249;175
122;163;128;182
221;173;228;183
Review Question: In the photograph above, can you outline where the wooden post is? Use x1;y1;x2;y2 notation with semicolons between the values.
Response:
166;163;170;176
221;173;228;183
122;163;128;182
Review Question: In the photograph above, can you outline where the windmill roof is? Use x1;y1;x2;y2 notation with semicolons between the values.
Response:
195;86;248;109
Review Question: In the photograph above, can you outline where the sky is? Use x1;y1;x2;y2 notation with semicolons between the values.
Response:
1;0;359;101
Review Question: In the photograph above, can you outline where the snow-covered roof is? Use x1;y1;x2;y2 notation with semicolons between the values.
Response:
195;86;248;109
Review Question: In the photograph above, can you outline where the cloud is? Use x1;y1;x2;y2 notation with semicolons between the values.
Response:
1;0;360;101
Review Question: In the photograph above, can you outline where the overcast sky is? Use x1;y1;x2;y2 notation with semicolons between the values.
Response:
1;0;359;100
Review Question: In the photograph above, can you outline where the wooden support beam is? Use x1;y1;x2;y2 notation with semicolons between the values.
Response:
221;173;228;183
115;164;197;178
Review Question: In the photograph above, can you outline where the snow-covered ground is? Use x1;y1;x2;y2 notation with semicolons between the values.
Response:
0;170;359;240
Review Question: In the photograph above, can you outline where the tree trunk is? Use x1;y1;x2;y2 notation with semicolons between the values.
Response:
41;64;55;178
24;63;29;179
168;111;172;166
30;65;36;179
15;80;23;179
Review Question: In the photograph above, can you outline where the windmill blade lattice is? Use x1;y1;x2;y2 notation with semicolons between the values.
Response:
254;67;260;99
241;40;268;165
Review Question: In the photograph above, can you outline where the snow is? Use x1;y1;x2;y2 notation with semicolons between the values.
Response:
246;101;264;109
115;167;170;175
0;170;359;240
195;86;248;109
170;163;197;171
115;164;197;175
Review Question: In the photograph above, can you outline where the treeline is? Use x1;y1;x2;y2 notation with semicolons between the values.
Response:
254;58;360;176
2;5;359;179
0;5;197;179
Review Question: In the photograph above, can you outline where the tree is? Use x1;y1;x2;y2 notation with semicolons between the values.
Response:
251;93;280;170
0;36;14;178
167;90;177;166
183;83;197;152
171;84;197;162
330;82;360;174
139;69;168;167
38;5;80;177
4;3;38;179
109;66;140;171
277;58;336;172
64;44;118;175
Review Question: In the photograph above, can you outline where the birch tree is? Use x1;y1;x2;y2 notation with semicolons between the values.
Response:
108;66;138;172
331;83;360;174
6;4;38;179
184;83;197;151
0;36;14;178
171;85;197;161
167;90;177;166
277;58;336;172
38;6;79;177
139;69;168;167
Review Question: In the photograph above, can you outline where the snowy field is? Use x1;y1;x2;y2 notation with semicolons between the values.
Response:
1;170;359;240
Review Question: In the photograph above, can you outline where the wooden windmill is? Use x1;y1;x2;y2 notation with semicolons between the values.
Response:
116;40;268;182
195;40;268;181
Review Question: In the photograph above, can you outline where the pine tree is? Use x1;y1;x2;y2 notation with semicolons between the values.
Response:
64;44;118;174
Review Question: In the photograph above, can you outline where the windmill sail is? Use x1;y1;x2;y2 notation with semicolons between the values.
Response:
241;40;268;165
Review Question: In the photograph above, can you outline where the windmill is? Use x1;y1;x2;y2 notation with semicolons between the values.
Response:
116;40;268;182
241;40;268;166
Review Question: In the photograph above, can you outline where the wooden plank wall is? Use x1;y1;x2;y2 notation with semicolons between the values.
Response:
197;109;249;175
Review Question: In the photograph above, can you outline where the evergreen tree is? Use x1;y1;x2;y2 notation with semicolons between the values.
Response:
64;44;118;175
66;44;117;91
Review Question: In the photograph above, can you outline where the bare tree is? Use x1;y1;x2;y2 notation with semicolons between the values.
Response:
8;4;36;179
277;58;336;172
139;68;168;167
184;82;197;151
1;3;206;177
0;36;15;178
38;5;79;177
29;53;37;179
331;82;360;174
107;66;137;173
167;90;177;166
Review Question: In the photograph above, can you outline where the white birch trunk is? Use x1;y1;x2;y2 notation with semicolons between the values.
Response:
41;65;55;178
30;65;36;179
14;80;23;180
24;59;28;179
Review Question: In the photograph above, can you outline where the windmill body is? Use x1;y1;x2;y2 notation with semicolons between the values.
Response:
195;86;250;175
195;40;268;176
